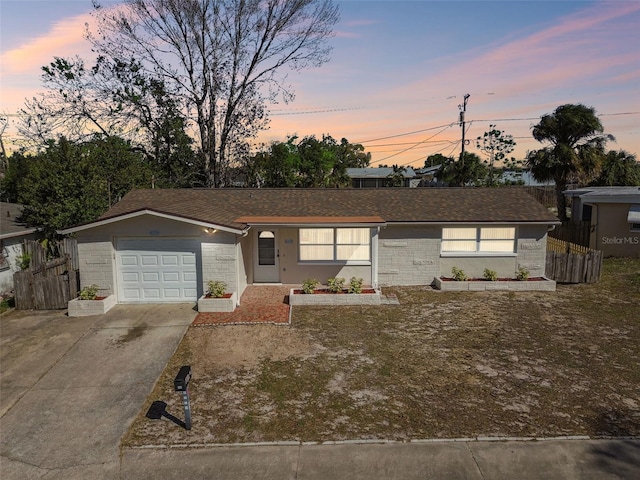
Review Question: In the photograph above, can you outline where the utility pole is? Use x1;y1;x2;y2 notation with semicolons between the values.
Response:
459;94;470;166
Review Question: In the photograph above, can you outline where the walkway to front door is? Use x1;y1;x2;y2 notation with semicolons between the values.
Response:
192;285;291;326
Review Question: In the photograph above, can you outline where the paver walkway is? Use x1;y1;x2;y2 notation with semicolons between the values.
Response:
192;285;291;326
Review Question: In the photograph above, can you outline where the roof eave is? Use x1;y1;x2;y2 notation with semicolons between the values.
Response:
387;220;561;226
58;209;246;236
0;228;39;240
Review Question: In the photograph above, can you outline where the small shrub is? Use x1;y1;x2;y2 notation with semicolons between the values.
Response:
451;267;467;281
516;266;530;281
327;277;345;293
0;294;15;314
302;278;318;294
206;280;227;297
483;268;498;281
78;284;99;300
17;253;31;270
348;277;364;294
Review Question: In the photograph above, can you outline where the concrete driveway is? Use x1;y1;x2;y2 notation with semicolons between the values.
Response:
0;304;195;480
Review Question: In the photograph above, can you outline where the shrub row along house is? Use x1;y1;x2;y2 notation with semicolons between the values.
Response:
60;188;559;306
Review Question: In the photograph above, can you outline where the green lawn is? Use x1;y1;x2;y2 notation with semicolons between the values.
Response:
124;257;640;446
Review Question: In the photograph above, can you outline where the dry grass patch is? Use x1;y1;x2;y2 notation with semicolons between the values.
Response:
123;258;640;446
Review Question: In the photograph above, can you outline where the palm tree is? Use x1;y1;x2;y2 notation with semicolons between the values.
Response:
592;150;640;186
526;104;613;221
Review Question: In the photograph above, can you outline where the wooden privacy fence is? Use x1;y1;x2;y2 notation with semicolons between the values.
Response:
22;237;79;271
545;237;602;284
14;256;79;310
549;221;591;248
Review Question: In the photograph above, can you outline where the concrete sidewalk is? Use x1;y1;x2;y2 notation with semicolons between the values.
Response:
122;438;639;479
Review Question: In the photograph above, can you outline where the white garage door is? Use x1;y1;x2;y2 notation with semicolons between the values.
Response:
116;238;199;303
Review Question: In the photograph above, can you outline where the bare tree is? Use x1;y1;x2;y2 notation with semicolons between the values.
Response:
89;0;339;187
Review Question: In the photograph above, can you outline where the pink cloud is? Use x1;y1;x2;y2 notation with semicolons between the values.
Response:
1;12;96;75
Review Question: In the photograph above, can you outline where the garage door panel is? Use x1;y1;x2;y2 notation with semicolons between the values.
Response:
142;272;160;282
162;271;180;282
163;289;181;298
122;289;141;300
183;272;197;282
117;238;199;303
121;256;138;266
141;256;159;266
161;255;179;266
122;272;139;282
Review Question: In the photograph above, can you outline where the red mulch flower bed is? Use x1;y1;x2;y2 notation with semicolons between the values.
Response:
293;288;377;294
439;277;546;282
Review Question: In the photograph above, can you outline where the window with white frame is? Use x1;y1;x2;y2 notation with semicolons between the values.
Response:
299;228;370;262
441;227;516;254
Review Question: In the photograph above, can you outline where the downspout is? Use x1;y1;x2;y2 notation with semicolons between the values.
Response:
372;227;379;289
236;228;250;305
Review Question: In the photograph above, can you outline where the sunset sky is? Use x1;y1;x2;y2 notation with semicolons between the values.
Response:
1;0;639;167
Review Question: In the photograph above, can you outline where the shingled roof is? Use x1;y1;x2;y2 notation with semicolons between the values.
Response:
89;188;558;231
0;202;38;239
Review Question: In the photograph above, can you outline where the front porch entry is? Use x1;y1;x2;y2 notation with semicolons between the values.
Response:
253;228;280;283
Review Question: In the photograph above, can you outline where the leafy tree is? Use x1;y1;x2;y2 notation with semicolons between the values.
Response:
247;134;369;187
423;153;450;169
297;135;337;187
0;149;31;203
5;137;151;236
88;0;340;187
591;150;640;186
436;152;487;187
252;136;300;187
385;164;407;187
526;104;612;221
476;125;515;186
19;56;198;187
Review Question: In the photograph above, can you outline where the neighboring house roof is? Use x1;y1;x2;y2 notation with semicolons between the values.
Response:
346;167;416;178
564;186;640;203
0;203;38;240
415;165;441;175
60;188;559;234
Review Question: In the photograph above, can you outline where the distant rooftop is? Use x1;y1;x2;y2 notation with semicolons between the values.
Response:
565;186;640;200
0;202;38;239
346;167;416;178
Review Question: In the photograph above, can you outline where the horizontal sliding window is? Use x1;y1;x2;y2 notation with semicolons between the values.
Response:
299;228;370;262
442;227;516;254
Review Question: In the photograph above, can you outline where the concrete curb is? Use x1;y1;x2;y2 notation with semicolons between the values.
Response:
127;434;640;450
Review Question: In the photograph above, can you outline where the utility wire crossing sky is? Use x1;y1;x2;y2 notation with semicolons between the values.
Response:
1;0;639;167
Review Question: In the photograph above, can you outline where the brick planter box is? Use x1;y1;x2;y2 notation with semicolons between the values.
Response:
289;288;382;306
197;292;237;312
68;295;116;317
434;277;556;292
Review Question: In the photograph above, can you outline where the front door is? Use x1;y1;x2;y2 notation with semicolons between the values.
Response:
254;229;280;283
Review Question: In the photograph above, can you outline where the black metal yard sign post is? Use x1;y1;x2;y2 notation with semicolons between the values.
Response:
174;365;192;430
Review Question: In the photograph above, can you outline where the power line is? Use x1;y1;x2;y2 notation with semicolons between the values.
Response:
370;124;454;165
357;123;456;144
270;106;366;116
